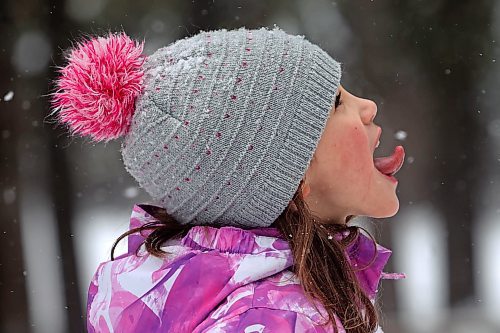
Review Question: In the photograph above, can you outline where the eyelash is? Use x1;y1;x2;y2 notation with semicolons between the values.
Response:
335;91;342;109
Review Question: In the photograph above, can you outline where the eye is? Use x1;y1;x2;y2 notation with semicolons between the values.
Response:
334;91;342;109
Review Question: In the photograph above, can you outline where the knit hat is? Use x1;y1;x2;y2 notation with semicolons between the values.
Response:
51;26;342;228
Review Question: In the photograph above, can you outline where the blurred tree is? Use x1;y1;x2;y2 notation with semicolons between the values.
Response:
46;0;85;331
391;0;492;306
0;0;30;330
0;9;29;333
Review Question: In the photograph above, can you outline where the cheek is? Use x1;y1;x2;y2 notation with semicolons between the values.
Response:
335;126;372;175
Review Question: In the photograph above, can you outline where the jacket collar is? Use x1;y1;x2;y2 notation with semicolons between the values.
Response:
127;204;405;299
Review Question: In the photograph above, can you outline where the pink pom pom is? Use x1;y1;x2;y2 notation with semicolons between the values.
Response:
51;32;146;142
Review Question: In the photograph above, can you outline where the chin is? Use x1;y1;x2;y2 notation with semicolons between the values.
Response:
368;197;400;218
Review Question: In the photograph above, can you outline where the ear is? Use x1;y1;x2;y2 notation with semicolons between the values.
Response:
302;181;311;198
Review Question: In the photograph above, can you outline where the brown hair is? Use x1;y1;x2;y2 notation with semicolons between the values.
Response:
111;179;378;332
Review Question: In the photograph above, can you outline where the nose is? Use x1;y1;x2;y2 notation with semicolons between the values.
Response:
360;99;377;124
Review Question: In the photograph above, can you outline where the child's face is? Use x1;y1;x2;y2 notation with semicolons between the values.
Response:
301;85;403;223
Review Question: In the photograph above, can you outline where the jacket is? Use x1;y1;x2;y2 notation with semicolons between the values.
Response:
87;204;404;332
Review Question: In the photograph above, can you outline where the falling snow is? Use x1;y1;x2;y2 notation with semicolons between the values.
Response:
3;91;14;102
3;187;16;204
123;186;139;198
394;130;408;141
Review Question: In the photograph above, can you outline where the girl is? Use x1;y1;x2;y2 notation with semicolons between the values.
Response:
51;27;405;332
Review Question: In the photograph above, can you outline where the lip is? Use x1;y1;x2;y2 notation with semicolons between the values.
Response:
379;171;398;184
374;127;382;152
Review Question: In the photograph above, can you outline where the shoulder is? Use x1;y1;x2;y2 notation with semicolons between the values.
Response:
195;271;345;333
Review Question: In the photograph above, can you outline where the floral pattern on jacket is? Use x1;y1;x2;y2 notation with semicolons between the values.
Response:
87;204;404;332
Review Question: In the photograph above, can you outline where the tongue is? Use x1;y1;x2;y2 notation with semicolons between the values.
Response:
374;145;405;175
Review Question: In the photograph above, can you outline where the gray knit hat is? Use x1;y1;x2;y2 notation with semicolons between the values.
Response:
52;26;342;228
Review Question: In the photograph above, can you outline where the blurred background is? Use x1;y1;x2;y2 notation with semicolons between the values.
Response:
1;0;499;332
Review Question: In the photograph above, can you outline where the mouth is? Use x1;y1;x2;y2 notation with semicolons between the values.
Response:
374;127;382;151
373;129;405;181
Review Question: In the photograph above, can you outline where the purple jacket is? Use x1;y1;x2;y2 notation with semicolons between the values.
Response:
87;204;404;332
